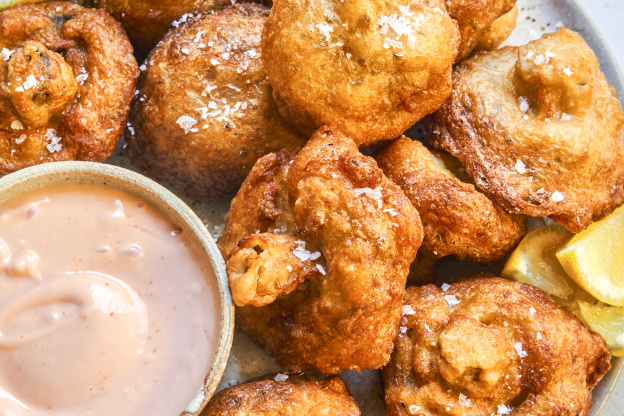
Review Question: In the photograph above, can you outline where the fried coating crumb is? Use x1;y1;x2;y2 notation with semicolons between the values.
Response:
204;374;361;415
218;126;423;373
126;4;305;202
261;0;460;145
86;0;261;58
376;137;527;264
446;0;517;61
424;28;624;232
382;277;611;416
0;2;138;175
474;5;518;53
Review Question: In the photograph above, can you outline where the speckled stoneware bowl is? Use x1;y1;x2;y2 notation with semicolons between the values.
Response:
0;161;234;416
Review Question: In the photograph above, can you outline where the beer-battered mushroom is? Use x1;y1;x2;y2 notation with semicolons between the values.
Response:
424;28;624;232
126;4;305;202
0;2;138;175
376;137;527;264
218;126;423;374
261;0;460;145
382;278;610;416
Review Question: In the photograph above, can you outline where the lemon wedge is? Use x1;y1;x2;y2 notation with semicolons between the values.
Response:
556;205;624;306
501;226;574;300
577;300;624;356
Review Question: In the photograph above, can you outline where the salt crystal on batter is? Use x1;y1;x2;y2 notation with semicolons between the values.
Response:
445;295;460;306
518;96;530;112
176;116;197;133
514;342;528;358
459;394;471;407
551;191;564;202
403;305;415;315
274;374;289;382
515;159;527;174
563;67;573;76
441;283;451;292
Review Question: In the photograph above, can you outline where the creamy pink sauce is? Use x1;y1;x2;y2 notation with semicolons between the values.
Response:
0;183;220;416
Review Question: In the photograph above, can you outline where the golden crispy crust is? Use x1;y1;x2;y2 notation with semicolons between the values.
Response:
382;278;611;416
126;4;305;202
204;374;361;415
474;5;518;53
424;28;624;232
218;126;423;373
0;2;138;175
261;0;460;145
376;137;527;263
446;0;516;61
86;0;261;58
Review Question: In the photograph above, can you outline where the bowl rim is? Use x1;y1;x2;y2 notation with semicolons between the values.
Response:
0;160;234;416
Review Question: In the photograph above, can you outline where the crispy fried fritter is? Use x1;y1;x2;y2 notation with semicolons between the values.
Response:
424;28;624;232
126;4;305;202
376;137;527;264
261;0;460;145
217;126;423;373
474;5;518;53
204;374;360;415
446;0;516;61
382;278;611;416
0;2;138;175
86;0;260;58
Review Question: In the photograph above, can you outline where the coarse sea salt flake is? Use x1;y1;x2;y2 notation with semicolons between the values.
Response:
44;129;62;153
354;187;383;200
514;342;528;358
409;405;421;414
177;116;197;133
316;264;326;275
445;295;460;306
518;96;530;112
530;307;536;315
23;75;38;90
274;374;289;382
441;283;451;292
563;67;573;76
496;404;513;415
459;394;471;407
551;191;564;202
1;48;13;61
561;113;573;121
316;23;333;42
403;305;415;315
515;159;527;174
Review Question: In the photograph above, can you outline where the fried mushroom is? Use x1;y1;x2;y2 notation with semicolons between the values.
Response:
204;374;360;415
376;137;527;264
261;0;460;145
382;278;611;416
126;4;305;202
0;2;138;175
424;28;624;232
217;126;423;373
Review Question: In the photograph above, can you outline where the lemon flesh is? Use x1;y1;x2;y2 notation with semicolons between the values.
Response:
578;300;624;356
502;226;574;299
556;205;624;306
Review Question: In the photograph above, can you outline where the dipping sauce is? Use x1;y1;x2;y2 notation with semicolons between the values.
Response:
0;183;220;416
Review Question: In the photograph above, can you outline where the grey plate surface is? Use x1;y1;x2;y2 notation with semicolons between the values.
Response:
106;0;624;414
